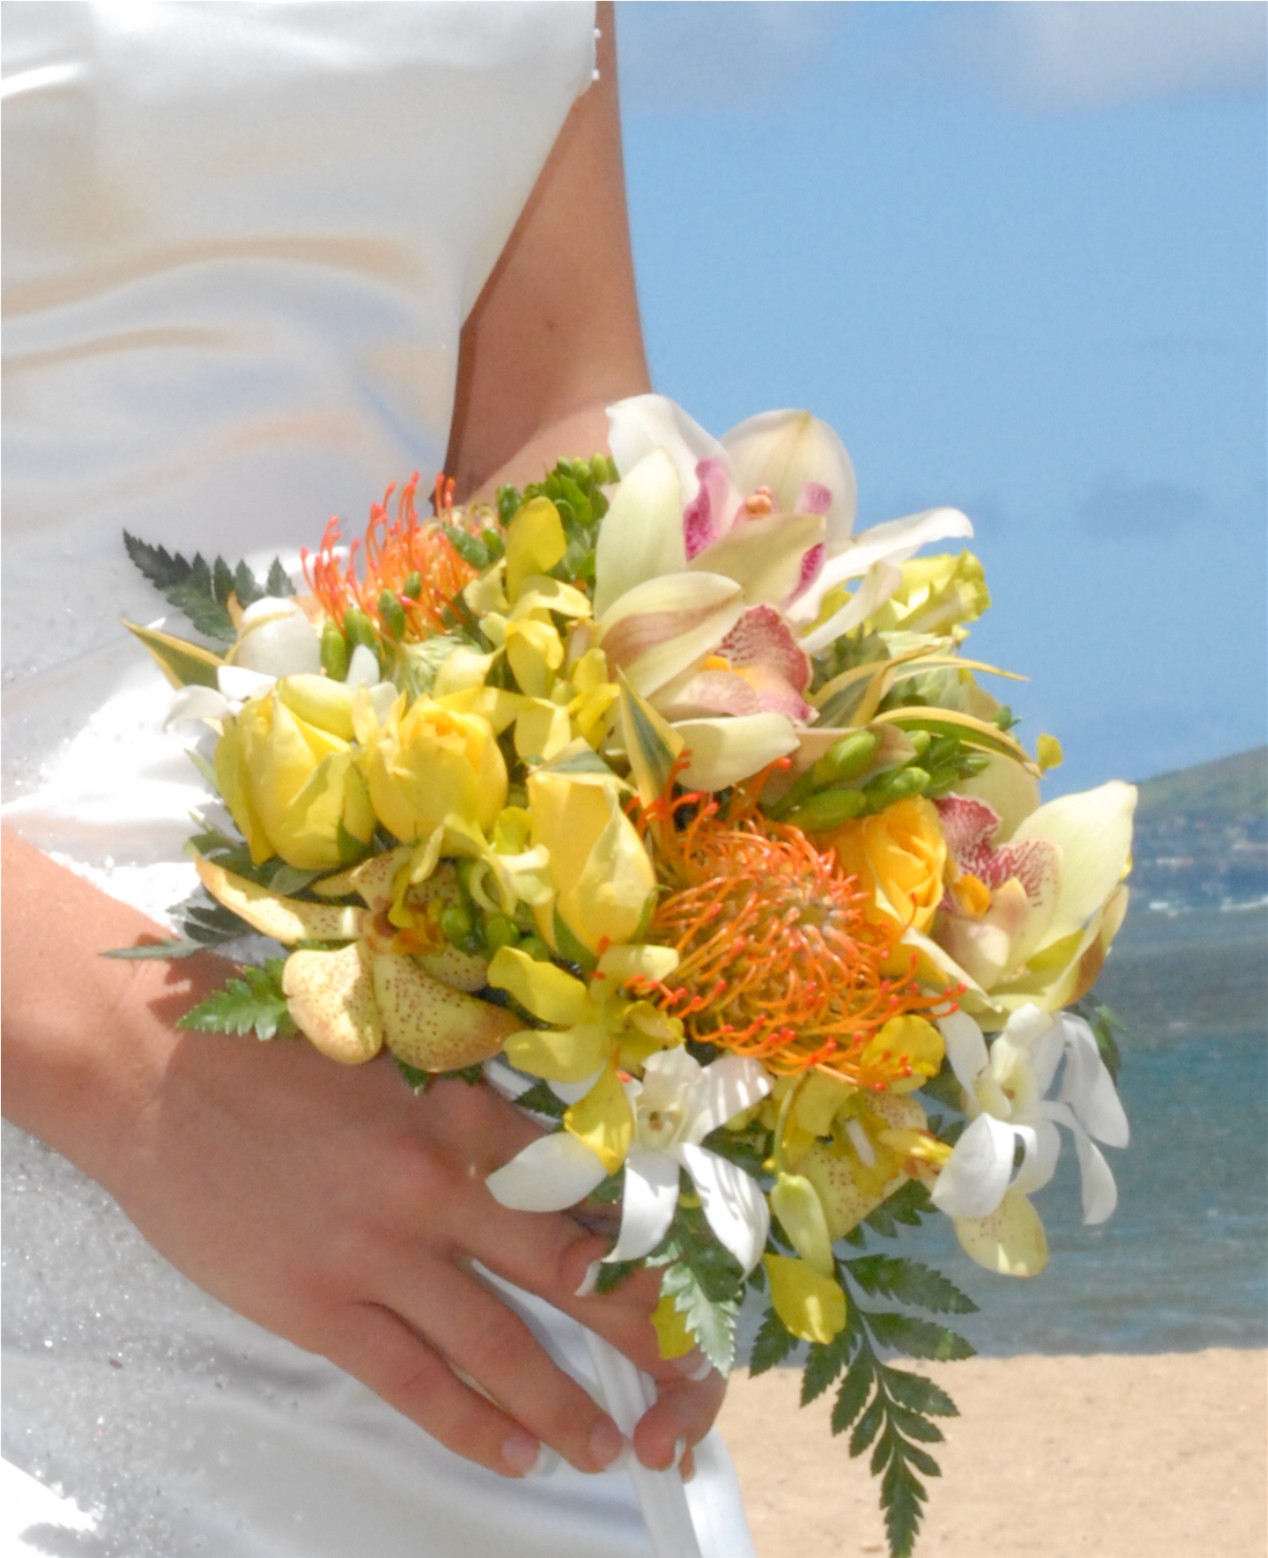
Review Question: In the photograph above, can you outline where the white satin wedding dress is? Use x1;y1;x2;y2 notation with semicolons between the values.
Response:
0;7;755;1555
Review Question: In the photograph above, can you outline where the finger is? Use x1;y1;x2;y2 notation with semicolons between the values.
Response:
385;1261;628;1475
322;1300;549;1477
632;1365;726;1472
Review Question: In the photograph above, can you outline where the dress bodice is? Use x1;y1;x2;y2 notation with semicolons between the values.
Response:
1;0;596;906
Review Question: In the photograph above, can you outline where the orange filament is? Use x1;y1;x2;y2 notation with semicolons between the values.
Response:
632;788;955;1088
301;473;482;640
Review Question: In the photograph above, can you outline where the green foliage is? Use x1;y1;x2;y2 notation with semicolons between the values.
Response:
846;1256;978;1317
124;533;293;644
178;961;296;1040
647;1197;746;1376
1070;995;1127;1084
747;1307;799;1377
513;1079;568;1120
497;454;618;588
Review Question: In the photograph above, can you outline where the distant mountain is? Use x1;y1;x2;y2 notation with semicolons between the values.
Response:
1129;747;1267;908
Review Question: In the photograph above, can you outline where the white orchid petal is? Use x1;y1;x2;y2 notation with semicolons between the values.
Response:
1013;1006;1066;1097
165;686;233;727
678;1143;770;1275
688;510;825;607
795;561;905;651
1011;782;1136;948
722;408;858;547
688;1055;773;1141
931;1112;1018;1220
593;448;687;617
605;1149;681;1264
1058;1015;1130;1147
607;394;732;502
218;663;278;703
232;598;321;676
1010;1119;1062;1198
1071;1127;1119;1224
816;508;975;591
486;1132;608;1212
345;644;382;689
938;1011;990;1094
673;713;800;791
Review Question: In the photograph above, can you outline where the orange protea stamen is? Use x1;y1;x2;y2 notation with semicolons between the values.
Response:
632;790;956;1089
301;473;486;640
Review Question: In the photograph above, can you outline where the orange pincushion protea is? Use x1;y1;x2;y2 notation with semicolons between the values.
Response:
634;790;955;1089
301;473;484;640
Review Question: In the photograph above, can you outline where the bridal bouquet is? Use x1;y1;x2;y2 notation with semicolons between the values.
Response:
122;396;1133;1558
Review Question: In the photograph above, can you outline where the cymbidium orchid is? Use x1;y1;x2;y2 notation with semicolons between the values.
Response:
915;779;1136;1024
931;1005;1130;1276
590;396;973;790
487;1047;773;1275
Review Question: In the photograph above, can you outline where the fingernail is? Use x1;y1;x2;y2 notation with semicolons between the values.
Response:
575;1259;602;1297
673;1348;713;1383
671;1436;688;1470
502;1432;548;1477
589;1418;626;1470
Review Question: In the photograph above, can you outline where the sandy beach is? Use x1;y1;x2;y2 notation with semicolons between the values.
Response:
719;1348;1267;1558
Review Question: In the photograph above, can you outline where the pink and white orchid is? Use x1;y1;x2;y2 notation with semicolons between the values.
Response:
592;396;973;788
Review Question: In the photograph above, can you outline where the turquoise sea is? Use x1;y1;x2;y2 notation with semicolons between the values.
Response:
900;901;1268;1357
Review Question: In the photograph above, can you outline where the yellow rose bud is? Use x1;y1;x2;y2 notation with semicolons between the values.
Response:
527;768;655;956
215;676;375;871
360;694;508;844
819;795;948;935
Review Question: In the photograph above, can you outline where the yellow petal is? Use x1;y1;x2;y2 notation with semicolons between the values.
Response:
503;1023;612;1084
651;1289;698;1361
564;1063;633;1175
954;1187;1049;1277
505;496;566;601
373;955;517;1072
195;857;363;944
763;1254;847;1344
487;946;594;1027
770;1173;836;1277
283;943;382;1064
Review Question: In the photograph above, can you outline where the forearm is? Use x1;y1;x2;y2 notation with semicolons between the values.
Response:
1;827;228;1188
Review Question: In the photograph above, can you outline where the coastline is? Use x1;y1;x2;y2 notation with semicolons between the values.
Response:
718;1348;1267;1558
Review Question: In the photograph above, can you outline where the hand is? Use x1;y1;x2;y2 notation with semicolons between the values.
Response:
2;831;722;1481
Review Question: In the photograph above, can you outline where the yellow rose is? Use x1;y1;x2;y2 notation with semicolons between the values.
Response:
215;676;375;871
527;767;655;956
359;693;507;843
821;795;948;935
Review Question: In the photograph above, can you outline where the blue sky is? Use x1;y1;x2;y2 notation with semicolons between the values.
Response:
616;2;1267;795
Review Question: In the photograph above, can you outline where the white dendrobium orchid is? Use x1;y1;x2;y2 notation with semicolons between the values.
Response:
931;1005;1130;1277
487;1048;773;1275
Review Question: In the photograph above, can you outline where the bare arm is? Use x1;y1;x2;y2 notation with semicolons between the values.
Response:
445;3;649;500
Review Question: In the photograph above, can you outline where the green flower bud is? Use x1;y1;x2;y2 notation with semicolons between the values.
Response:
320;621;350;681
791;785;868;832
810;730;880;787
482;914;520;954
378;589;408;642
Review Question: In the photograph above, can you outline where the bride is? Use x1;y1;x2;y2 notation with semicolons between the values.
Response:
1;6;754;1554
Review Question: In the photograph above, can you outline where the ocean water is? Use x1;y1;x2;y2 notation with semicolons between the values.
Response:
765;902;1268;1359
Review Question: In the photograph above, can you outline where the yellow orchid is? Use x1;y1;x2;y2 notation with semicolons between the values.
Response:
193;852;516;1071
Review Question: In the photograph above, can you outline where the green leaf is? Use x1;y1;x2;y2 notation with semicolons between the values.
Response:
177;960;296;1040
845;1255;978;1316
264;557;296;598
866;1313;975;1362
849;1392;886;1456
122;619;224;690
801;1328;851;1405
659;1258;738;1377
881;1369;959;1420
514;1078;568;1120
748;1308;798;1378
831;1360;874;1435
